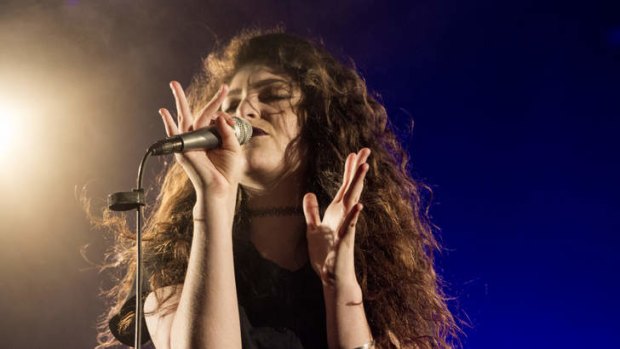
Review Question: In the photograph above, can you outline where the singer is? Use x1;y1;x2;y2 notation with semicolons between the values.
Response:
98;30;458;349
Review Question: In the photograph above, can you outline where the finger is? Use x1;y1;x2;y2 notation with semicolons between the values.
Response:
195;85;228;128
345;151;361;191
342;148;371;205
303;193;321;230
343;162;369;207
334;153;356;202
339;203;363;244
214;113;241;151
357;147;371;165
159;108;179;137
220;111;236;127
170;81;194;131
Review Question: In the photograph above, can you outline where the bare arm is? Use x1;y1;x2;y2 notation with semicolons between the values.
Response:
303;149;374;348
143;81;244;349
170;196;239;348
323;283;373;349
145;193;241;349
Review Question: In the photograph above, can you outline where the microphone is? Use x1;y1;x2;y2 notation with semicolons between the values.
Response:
149;116;253;156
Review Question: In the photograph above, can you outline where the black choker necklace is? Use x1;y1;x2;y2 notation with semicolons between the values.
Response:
246;206;305;217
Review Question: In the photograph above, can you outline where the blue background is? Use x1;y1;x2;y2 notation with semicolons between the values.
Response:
300;2;620;346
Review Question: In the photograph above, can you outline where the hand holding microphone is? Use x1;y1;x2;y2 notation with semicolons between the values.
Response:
149;116;252;155
158;81;247;199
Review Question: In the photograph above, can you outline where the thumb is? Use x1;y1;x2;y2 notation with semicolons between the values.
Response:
303;193;321;232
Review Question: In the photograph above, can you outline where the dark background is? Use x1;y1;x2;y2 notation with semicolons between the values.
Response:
0;0;618;348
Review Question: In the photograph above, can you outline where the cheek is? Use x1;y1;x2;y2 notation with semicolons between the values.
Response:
283;122;301;142
283;111;302;139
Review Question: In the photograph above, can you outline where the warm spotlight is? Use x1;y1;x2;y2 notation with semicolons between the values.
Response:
0;103;21;160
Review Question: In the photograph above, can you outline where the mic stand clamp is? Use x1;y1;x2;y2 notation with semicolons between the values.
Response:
108;189;145;212
107;150;152;349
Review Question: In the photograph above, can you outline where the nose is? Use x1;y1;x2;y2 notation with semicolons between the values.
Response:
236;96;260;119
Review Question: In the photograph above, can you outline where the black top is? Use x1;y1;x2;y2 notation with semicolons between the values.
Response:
109;238;328;348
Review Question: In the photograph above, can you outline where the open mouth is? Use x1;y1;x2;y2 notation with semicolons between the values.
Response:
252;126;268;136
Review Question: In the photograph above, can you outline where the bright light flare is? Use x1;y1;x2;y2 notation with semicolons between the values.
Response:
0;112;19;153
0;93;50;198
0;104;23;159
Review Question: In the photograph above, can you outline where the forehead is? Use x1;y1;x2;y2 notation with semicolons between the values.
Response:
227;65;290;94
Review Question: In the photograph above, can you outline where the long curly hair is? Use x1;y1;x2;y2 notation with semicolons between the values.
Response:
95;29;459;349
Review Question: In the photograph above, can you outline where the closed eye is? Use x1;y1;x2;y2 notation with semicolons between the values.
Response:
223;82;294;113
260;93;292;103
259;85;293;104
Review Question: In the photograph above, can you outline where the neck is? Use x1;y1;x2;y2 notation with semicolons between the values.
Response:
245;178;304;209
242;171;308;270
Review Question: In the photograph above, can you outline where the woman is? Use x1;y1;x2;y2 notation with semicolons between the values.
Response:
98;30;458;349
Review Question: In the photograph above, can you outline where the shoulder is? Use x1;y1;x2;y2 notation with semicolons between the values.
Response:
144;283;184;349
145;283;183;314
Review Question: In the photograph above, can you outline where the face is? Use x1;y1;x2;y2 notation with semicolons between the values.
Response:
221;65;304;186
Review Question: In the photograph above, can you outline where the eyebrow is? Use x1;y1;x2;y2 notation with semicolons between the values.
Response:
227;78;290;97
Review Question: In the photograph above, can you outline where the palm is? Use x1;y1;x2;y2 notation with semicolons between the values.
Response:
304;149;371;287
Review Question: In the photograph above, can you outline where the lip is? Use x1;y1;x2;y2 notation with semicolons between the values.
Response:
251;126;269;136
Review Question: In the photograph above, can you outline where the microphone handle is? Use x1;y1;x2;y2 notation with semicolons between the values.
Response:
148;116;251;156
181;126;222;151
149;126;221;156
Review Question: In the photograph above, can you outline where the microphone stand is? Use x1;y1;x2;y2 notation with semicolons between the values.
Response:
108;149;153;349
106;119;249;348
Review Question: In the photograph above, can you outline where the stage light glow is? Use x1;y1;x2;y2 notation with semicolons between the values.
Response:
0;103;22;159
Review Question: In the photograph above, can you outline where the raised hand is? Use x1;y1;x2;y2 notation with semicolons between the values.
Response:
303;148;371;289
159;82;243;199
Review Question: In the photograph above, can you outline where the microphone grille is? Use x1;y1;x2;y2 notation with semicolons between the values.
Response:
233;117;253;144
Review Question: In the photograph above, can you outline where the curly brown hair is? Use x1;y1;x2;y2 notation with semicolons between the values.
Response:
95;28;459;349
